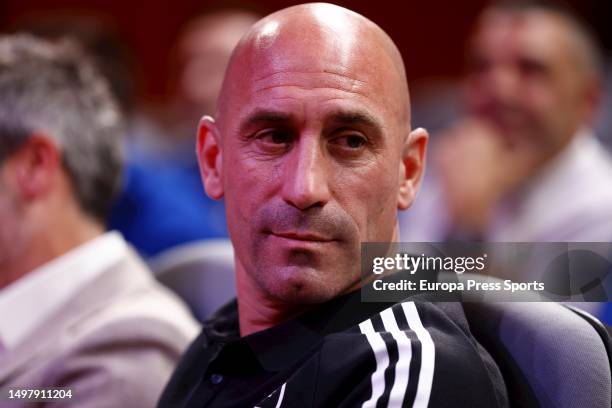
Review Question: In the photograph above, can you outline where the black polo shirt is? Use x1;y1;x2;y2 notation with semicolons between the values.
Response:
158;290;508;407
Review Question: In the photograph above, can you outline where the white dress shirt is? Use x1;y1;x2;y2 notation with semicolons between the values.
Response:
0;231;127;350
399;131;612;315
400;130;612;242
488;130;612;242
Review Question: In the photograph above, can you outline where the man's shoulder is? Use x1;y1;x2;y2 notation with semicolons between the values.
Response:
7;247;199;361
265;300;508;408
3;249;200;406
68;248;199;342
322;299;477;365
322;295;472;338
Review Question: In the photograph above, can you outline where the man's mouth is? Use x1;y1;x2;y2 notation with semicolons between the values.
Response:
269;231;335;243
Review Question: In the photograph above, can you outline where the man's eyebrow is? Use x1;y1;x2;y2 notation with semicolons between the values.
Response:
239;110;294;132
328;110;383;131
238;109;383;134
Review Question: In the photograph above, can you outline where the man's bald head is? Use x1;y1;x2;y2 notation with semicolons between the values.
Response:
197;3;427;308
217;3;410;135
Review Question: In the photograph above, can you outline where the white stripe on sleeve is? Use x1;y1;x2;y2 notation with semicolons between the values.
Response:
274;382;287;408
380;307;413;407
359;318;389;408
401;302;436;408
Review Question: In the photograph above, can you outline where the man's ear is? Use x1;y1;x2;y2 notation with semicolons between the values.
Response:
397;127;428;210
197;115;224;199
8;134;61;202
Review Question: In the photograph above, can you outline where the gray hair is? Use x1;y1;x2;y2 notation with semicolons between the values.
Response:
0;34;124;223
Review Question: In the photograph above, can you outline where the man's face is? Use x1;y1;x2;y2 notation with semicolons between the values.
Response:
212;20;417;304
177;13;257;117
465;10;592;154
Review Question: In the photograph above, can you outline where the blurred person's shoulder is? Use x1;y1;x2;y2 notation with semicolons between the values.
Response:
58;234;201;368
491;131;612;242
72;240;200;340
1;232;200;406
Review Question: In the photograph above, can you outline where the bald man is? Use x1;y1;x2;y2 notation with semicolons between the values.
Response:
159;4;508;407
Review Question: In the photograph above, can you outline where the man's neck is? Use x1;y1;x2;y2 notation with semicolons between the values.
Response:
235;262;309;337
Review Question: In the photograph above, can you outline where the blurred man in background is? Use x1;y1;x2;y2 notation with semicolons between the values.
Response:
401;0;612;243
0;35;199;407
169;9;262;147
109;9;259;258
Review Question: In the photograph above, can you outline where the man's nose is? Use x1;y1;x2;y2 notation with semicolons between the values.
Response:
488;64;520;104
281;136;331;210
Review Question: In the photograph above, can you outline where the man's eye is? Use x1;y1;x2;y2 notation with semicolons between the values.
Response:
331;134;368;149
346;135;366;148
257;130;293;145
518;58;547;78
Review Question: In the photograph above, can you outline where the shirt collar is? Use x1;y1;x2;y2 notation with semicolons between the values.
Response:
0;231;127;349
206;288;393;373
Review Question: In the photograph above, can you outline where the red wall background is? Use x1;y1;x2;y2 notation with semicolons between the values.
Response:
1;0;609;104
